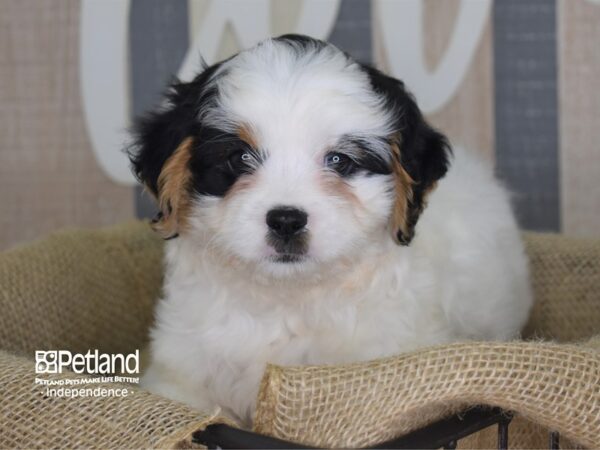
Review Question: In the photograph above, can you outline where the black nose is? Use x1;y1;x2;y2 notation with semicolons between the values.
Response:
266;207;307;238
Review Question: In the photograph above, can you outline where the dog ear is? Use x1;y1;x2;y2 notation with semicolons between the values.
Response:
128;80;201;239
362;65;451;245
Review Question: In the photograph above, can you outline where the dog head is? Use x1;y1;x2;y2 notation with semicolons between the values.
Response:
129;35;450;277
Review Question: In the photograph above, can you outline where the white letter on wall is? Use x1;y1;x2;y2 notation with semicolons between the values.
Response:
374;0;491;114
80;0;133;184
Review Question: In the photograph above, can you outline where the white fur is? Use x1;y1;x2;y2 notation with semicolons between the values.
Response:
142;39;532;425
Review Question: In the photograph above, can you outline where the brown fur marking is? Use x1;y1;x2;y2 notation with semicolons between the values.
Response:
153;137;194;238
321;173;363;209
238;124;258;149
390;141;415;244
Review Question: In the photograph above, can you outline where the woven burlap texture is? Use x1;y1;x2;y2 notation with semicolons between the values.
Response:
0;221;163;358
1;223;599;448
0;221;233;448
523;232;600;342
253;232;600;448
0;350;234;449
255;340;599;448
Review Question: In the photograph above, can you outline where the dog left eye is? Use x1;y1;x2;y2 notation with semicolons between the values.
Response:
324;152;356;176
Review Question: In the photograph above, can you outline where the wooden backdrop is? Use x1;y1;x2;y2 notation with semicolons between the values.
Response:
1;0;599;250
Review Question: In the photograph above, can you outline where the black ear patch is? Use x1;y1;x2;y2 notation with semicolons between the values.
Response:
127;62;223;237
129;86;196;197
360;65;452;245
128;63;222;197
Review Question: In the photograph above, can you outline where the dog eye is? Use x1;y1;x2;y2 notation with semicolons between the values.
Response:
324;152;356;176
228;150;256;173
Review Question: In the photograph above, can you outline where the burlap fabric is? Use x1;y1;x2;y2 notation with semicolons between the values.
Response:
1;222;599;448
255;341;599;448
254;232;600;448
0;222;233;448
0;350;233;448
0;221;163;358
523;232;600;342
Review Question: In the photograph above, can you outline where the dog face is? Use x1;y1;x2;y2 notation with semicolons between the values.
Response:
129;35;450;277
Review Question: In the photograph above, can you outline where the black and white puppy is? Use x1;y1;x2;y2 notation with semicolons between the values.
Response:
129;35;532;425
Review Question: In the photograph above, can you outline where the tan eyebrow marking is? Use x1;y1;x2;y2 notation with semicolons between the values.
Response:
238;123;258;149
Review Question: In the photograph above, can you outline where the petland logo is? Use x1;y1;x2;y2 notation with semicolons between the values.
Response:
35;350;139;375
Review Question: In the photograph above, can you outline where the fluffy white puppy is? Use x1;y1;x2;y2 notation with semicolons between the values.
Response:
129;35;532;425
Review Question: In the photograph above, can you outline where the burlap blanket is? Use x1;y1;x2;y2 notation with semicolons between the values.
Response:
0;221;598;448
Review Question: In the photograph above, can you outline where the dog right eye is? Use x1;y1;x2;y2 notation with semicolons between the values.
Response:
227;150;257;173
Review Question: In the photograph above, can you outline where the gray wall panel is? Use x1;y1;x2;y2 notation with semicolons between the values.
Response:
327;0;372;64
493;0;560;231
130;0;189;218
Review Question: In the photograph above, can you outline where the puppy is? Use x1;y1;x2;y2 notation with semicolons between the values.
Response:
129;35;532;425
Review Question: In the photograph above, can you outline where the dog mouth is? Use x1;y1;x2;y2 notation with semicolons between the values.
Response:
269;253;306;264
266;231;309;263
